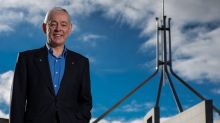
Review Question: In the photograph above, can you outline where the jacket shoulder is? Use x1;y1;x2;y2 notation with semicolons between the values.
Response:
18;47;45;57
67;50;88;61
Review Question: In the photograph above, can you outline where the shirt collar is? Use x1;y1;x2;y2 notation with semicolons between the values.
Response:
46;43;67;58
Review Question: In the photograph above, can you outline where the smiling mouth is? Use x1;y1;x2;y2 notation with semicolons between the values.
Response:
53;34;63;37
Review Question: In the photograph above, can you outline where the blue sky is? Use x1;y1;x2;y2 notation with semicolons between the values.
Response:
0;0;220;122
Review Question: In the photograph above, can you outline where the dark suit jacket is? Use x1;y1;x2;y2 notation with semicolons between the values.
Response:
10;46;92;123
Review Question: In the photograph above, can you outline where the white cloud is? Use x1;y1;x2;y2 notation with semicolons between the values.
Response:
118;100;153;113
214;112;220;122
0;10;24;32
0;0;96;32
0;110;8;119
90;118;143;123
212;89;220;95
0;0;155;32
0;24;14;32
92;100;153;117
92;0;158;28
165;0;220;23
79;33;106;47
0;71;13;119
160;117;170;122
173;27;220;82
87;56;96;64
80;34;105;42
98;68;126;74
0;71;13;105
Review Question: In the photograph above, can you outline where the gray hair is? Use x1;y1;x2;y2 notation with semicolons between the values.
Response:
44;7;71;23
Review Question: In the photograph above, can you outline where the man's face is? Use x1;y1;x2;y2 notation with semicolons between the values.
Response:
43;11;72;47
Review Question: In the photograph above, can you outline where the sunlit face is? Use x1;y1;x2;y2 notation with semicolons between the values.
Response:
43;10;72;47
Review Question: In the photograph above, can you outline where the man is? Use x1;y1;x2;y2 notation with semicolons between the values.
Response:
10;7;92;123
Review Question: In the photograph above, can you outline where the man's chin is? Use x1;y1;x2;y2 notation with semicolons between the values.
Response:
49;41;65;47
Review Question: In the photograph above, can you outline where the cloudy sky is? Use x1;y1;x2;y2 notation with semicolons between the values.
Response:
0;0;220;122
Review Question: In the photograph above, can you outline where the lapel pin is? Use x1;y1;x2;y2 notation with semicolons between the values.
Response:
71;62;75;65
39;59;42;62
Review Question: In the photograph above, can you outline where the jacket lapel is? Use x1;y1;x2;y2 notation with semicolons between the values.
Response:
34;46;55;96
57;50;78;96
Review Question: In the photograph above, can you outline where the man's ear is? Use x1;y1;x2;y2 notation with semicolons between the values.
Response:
70;23;73;34
42;23;47;34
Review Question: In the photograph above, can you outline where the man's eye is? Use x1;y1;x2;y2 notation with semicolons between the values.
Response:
61;24;67;27
50;23;57;27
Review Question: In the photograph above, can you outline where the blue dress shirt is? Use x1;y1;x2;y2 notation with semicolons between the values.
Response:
47;45;67;95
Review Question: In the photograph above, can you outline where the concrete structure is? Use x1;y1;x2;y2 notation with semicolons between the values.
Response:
144;100;214;123
215;120;220;123
162;100;213;123
144;107;160;123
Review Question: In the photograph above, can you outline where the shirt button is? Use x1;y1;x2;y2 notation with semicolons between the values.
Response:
55;72;58;74
54;85;57;88
56;60;58;62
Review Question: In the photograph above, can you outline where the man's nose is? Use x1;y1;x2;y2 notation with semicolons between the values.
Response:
55;24;61;31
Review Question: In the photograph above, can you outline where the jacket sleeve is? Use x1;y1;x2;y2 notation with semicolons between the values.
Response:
10;53;27;123
76;58;92;122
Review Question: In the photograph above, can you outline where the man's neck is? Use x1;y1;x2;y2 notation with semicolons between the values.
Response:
52;46;64;57
48;43;65;57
